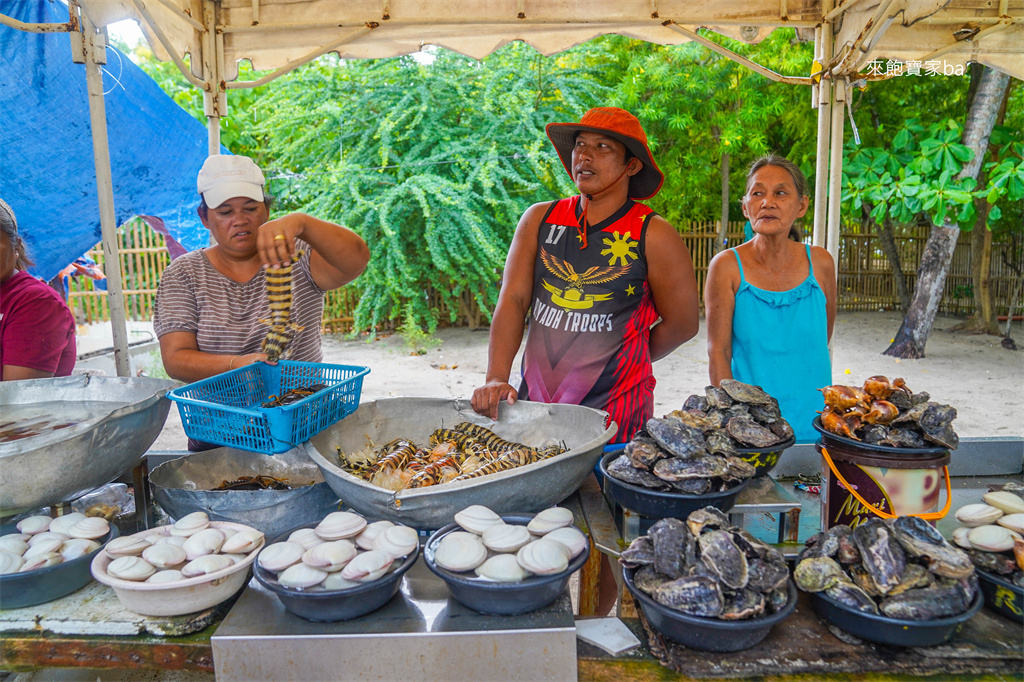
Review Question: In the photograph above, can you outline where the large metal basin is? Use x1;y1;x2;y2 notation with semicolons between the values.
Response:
150;447;342;539
0;375;177;515
303;398;616;529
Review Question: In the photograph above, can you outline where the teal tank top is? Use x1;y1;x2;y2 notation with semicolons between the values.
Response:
730;245;832;443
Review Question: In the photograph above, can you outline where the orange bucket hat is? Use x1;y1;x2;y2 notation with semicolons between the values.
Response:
546;107;664;200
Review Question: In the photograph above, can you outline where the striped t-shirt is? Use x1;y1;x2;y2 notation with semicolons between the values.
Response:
153;241;327;361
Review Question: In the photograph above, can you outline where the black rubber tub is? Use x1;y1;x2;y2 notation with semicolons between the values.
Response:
424;514;590;616
0;524;119;610
812;417;949;457
976;568;1023;624
599;451;752;520
736;435;795;478
810;586;983;647
252;521;419;622
622;565;798;652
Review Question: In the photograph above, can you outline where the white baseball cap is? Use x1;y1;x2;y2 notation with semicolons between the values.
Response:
197;154;265;209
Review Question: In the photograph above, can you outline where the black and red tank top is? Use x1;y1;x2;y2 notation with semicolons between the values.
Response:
519;196;660;442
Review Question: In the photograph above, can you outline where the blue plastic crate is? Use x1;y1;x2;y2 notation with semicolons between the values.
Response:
167;361;370;454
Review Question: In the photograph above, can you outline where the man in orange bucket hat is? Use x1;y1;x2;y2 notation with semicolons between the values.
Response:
472;107;700;444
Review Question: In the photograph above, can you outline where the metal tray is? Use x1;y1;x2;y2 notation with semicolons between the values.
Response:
303;398;615;530
0;375;177;515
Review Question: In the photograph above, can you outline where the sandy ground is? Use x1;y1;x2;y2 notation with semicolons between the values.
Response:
138;310;1023;451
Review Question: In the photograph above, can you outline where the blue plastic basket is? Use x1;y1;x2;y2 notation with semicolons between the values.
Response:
167;361;370;454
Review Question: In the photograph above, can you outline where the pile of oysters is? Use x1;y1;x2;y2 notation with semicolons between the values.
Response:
98;512;263;584
619;507;791;620
1;513;111;575
819;376;958;449
257;511;418;590
951;486;1024;587
606;380;792;494
795;516;977;620
430;505;587;582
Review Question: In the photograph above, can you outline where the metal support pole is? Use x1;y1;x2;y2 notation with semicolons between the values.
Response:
826;79;847;270
80;14;132;377
812;4;834;248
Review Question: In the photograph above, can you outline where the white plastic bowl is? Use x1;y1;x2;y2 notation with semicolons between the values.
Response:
90;521;264;617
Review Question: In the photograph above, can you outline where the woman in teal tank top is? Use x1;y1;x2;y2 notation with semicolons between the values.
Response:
705;155;836;443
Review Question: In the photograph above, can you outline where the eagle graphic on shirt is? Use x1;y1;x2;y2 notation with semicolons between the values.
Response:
539;248;630;310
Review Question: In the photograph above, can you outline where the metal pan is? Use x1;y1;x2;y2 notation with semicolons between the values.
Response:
303;398;616;530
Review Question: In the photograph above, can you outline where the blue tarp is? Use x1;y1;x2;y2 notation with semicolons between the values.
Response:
0;0;218;281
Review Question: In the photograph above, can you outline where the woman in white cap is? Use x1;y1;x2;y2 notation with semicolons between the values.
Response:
154;155;369;389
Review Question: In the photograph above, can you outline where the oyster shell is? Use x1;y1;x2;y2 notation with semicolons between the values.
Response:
182;528;226;560
288;528;326;550
719;379;772;405
66;517;110;540
48;513;88;536
302;540;357;572
853;519;906;594
526;507;574;535
653;455;728;481
649;518;693;579
59;538;100;561
146;570;184;584
107;555;157;581
983;491;1024;515
340;549;394;582
475;554;530;582
967;524;1015;552
606;455;669;489
142;543;187;569
221;529;265;555
646;417;706;459
0;551;25;575
544;527;587;559
745;558;789;593
278;563;328;588
16;515;52;535
997;513;1024;534
632;565;669;595
686;507;730;537
355;520;395;550
699;530;748;590
618;536;655;568
955;503;1004;527
454;505;504;535
891;515;973;579
258;541;305;573
724;415;781;448
794;556;845;592
104;535;151;558
824;580;879;614
652;575;723;617
481;523;532;553
373;525;419;559
879;583;971;620
625;436;665;470
705;385;734;409
169;511;210;537
516;539;569;575
315;512;368;541
181;554;234;578
433;531;487;572
720;588;766;620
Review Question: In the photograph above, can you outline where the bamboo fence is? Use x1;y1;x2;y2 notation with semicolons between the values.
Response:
66;218;1021;332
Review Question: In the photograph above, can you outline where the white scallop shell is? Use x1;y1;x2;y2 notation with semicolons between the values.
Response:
475;554;530;582
19;552;63;572
340;549;394;582
952;526;973;549
23;536;66;559
481;523;532;553
968;524;1015;552
60;539;101;561
48;513;88;536
221;529;264;555
16;515;52;535
220;527;238;541
983;491;1024;515
355;521;395;550
373;525;419;559
182;528;226;560
67;517;110;540
28;532;69;548
258;541;305;573
543;526;587;558
146;569;184;584
278;563;329;589
454;505;504;535
104;535;151;558
432;531;487;572
322;572;361;590
170;511;210;537
0;536;29;555
153;535;188;548
181;554;234;578
527;507;574;535
288;528;325;550
302;540;357;572
142;543;187;568
955;503;1004;527
107;555;157;581
997;513;1024;535
516;539;569;575
0;551;25;575
315;512;367;541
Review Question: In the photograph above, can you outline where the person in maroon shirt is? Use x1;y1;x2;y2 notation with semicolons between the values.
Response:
0;199;77;380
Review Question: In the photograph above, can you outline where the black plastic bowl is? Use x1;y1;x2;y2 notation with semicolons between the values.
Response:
810;585;983;647
599;451;752;520
622;565;797;652
424;514;590;616
0;524;119;610
975;568;1024;624
735;435;795;478
812;417;949;456
253;522;419;622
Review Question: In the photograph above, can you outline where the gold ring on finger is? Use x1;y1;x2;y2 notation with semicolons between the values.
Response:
274;234;285;241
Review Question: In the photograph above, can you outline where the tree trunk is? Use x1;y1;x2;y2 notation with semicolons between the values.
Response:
883;67;1011;358
869;205;912;312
